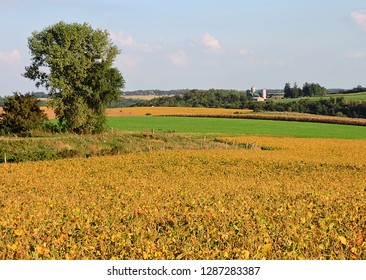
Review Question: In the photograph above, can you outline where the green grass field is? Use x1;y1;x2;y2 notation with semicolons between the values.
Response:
107;116;366;139
273;92;366;103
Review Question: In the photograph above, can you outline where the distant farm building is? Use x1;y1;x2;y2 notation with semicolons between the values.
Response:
247;86;267;101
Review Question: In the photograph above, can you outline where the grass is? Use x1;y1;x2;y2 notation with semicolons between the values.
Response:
106;106;252;116
0;132;236;163
107;116;366;139
273;92;366;103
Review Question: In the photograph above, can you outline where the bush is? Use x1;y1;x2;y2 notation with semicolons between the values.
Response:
0;92;48;135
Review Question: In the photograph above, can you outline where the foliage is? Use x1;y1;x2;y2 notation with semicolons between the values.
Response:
344;85;366;94
0;136;365;259
23;21;125;134
137;89;250;108
136;89;366;119
284;82;327;98
0;131;234;163
0;92;47;135
258;98;366;118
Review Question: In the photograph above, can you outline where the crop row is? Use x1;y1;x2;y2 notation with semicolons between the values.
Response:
0;136;365;259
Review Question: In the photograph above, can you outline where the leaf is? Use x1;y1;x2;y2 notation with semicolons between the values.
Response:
338;236;347;246
328;223;335;231
356;234;364;246
14;229;24;236
242;250;250;259
263;243;272;253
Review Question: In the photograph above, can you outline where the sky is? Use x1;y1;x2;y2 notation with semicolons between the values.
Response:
0;0;366;95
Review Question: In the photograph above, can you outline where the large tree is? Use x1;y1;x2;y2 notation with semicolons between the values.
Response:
24;21;125;133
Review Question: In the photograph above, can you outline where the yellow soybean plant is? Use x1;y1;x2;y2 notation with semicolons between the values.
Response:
0;136;365;259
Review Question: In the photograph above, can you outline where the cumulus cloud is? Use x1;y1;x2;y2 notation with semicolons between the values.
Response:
0;49;21;66
201;33;221;53
168;50;188;67
109;31;134;47
0;0;24;8
346;51;365;59
238;48;254;56
351;10;366;31
118;55;143;71
110;31;162;53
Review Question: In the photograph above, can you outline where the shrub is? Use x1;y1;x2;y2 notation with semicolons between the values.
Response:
0;92;48;136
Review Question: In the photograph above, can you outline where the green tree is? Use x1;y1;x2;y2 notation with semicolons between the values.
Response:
311;83;326;96
302;82;327;97
24;21;125;134
302;82;311;97
0;92;47;135
284;82;292;98
292;82;302;98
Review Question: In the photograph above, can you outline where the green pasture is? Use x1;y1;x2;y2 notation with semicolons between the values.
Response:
107;116;366;139
273;92;366;103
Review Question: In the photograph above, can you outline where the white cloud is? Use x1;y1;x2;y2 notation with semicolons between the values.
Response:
168;50;187;67
118;55;143;71
351;10;366;31
201;33;221;53
0;0;10;7
0;0;20;7
0;49;21;66
135;42;162;53
110;31;162;53
346;51;365;59
109;31;134;47
238;48;253;56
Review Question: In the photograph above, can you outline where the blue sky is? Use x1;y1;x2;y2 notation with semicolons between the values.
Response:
0;0;366;95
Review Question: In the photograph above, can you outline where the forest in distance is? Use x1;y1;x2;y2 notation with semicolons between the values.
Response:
133;89;366;119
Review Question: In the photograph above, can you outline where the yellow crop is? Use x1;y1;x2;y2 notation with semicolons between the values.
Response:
0;136;365;259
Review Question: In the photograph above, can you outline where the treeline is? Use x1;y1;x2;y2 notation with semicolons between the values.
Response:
344;85;366;94
253;98;366;118
137;89;366;118
137;89;250;108
124;89;190;96
284;82;327;98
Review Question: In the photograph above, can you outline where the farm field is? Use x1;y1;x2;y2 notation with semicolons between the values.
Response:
0;106;251;119
1;105;366;260
273;92;366;103
0;136;365;260
105;106;252;117
107;116;366;139
122;94;176;100
122;92;366;102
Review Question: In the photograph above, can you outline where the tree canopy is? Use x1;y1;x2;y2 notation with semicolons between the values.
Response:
24;21;125;133
284;82;327;98
0;92;47;135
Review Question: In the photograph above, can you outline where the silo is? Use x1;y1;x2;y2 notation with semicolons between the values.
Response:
262;88;267;99
251;86;256;93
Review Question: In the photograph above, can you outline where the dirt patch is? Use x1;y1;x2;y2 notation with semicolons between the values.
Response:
0;106;56;119
40;107;56;119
